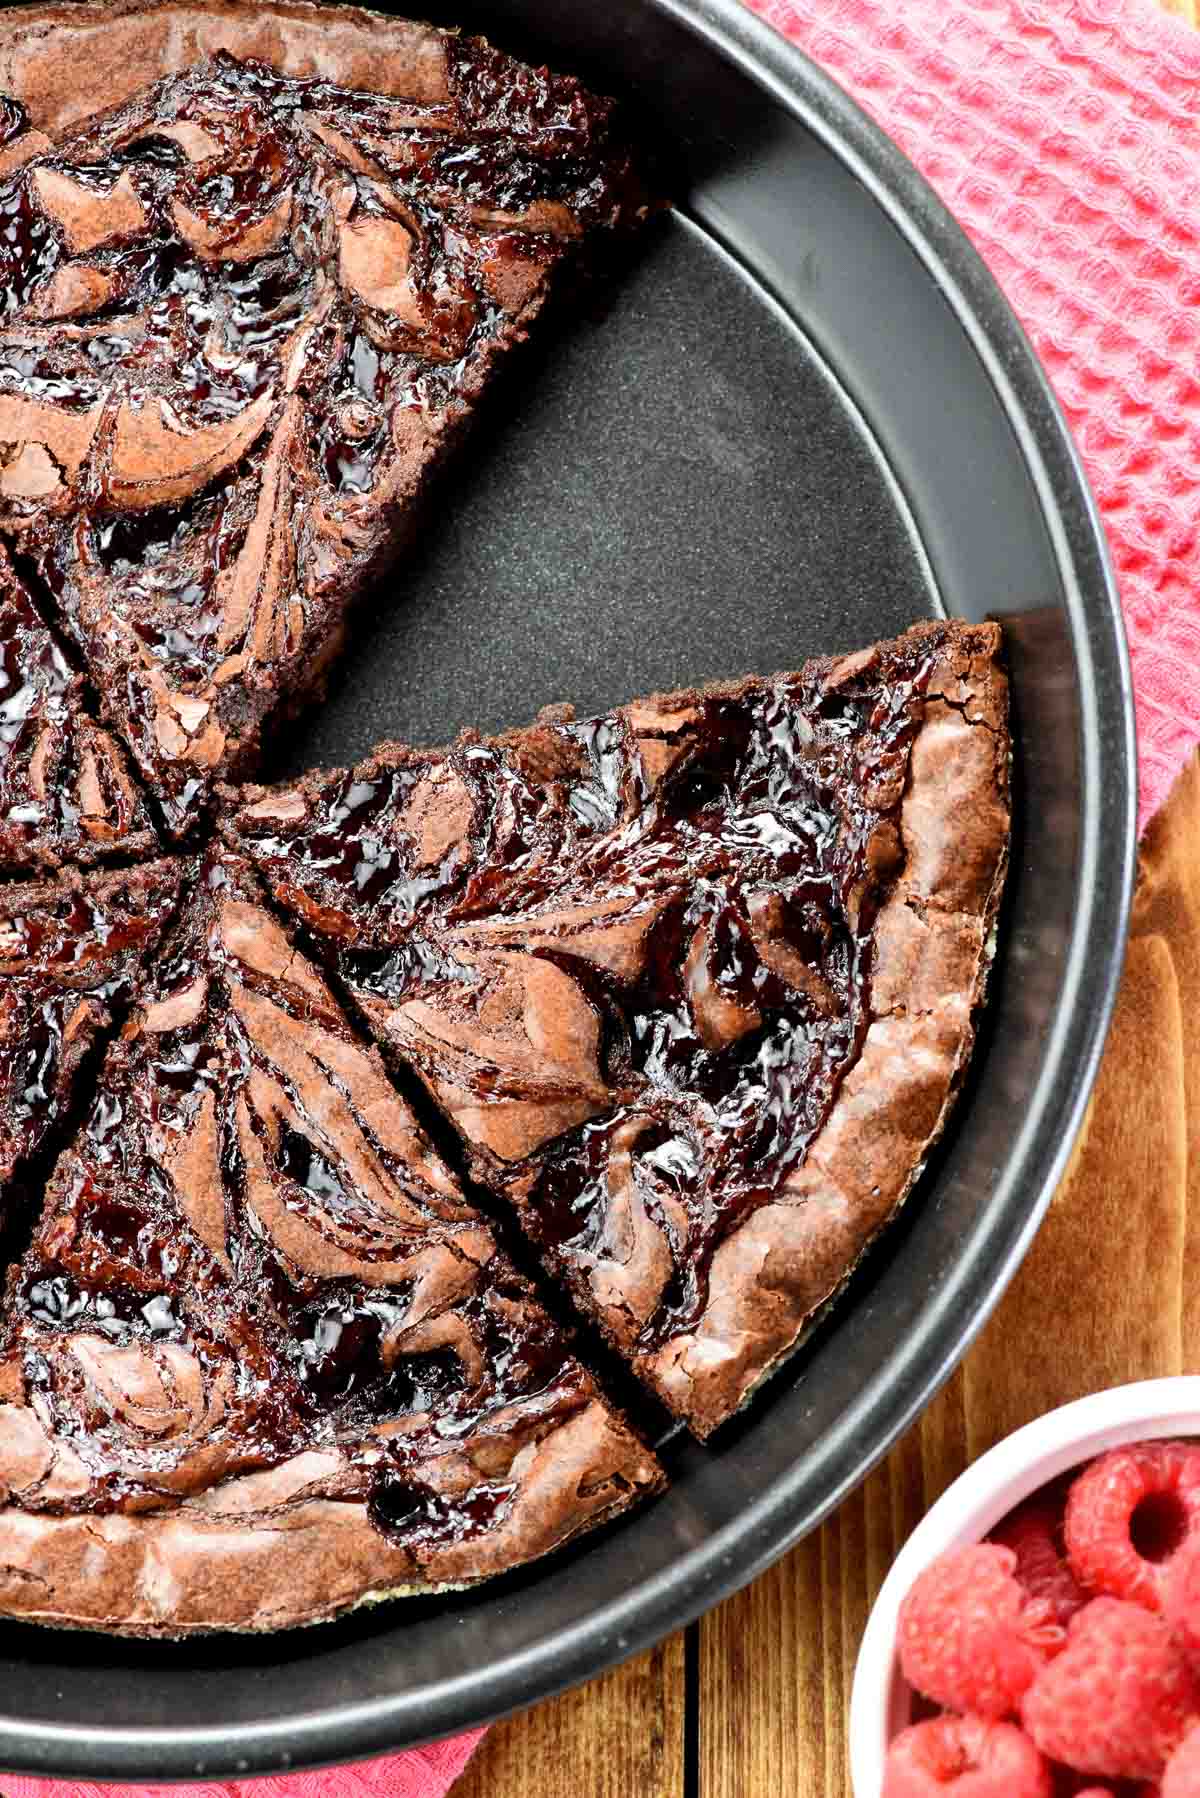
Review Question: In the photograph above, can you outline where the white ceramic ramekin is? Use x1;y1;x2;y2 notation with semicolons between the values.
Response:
849;1376;1200;1796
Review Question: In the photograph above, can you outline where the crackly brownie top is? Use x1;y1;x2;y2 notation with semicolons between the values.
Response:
225;622;1010;1428
0;545;154;872
0;859;180;1188
0;40;639;831
0;853;658;1589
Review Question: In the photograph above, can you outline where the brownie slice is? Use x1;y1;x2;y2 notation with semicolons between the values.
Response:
0;5;643;836
224;621;1011;1437
0;858;180;1197
0;544;156;873
0;852;660;1634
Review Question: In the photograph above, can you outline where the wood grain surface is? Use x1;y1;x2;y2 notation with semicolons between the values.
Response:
453;746;1200;1798
454;1637;687;1797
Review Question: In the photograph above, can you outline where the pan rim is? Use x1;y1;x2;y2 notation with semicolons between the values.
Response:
0;0;1136;1778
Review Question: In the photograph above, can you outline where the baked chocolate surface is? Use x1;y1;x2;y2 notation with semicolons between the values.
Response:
0;1;1012;1630
0;545;157;874
225;621;1011;1435
0;858;180;1195
0;851;661;1633
0;1;642;835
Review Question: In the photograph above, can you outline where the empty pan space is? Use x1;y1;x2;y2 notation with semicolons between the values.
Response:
286;212;938;771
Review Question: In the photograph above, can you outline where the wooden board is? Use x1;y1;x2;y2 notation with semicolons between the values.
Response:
451;1635;686;1798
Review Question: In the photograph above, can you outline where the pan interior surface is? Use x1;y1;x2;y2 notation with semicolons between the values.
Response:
0;0;1132;1780
290;211;938;769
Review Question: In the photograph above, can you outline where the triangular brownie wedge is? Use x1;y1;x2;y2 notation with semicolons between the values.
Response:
224;621;1011;1437
0;858;180;1196
0;16;642;836
0;546;157;873
0;852;660;1634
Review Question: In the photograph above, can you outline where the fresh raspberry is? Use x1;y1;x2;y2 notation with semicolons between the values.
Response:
1021;1597;1200;1778
898;1545;1061;1716
883;1714;1053;1796
1064;1443;1200;1611
1048;1774;1119;1796
1163;1724;1200;1798
992;1496;1088;1627
1053;1785;1140;1797
1166;1534;1200;1669
1046;1758;1154;1793
1055;1772;1162;1796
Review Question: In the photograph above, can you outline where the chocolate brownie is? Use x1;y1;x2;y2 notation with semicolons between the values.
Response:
0;852;661;1633
0;0;644;835
0;858;180;1197
0;544;156;873
224;621;1011;1436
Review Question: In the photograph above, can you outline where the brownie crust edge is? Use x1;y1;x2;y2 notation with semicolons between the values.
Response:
640;624;1011;1435
0;1394;660;1636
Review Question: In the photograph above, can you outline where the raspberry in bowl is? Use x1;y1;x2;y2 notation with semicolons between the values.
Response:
849;1378;1200;1795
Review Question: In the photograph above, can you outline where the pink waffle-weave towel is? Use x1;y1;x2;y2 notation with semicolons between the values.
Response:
752;0;1200;831
0;1735;484;1798
5;1;1199;1795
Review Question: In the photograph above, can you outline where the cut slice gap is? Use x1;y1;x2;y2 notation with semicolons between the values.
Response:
278;905;684;1457
0;543;162;874
0;850;661;1635
0;968;139;1320
11;537;196;874
222;619;1011;1438
0;857;183;1219
0;13;646;838
6;543;200;857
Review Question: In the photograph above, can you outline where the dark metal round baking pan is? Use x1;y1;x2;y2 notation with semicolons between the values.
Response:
0;0;1135;1780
